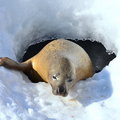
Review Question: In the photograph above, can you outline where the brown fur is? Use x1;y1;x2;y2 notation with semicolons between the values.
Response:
0;39;95;96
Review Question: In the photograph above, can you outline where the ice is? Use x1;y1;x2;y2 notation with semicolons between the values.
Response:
0;0;120;120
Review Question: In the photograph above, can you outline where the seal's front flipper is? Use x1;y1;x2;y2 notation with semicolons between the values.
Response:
0;57;31;72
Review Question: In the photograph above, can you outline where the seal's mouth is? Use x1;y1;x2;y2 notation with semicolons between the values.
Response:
52;86;68;97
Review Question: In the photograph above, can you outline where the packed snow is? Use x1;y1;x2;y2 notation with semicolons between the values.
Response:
0;0;120;120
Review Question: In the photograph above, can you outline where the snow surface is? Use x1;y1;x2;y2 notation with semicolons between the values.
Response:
0;0;120;120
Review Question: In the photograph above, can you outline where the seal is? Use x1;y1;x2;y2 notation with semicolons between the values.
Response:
0;39;94;97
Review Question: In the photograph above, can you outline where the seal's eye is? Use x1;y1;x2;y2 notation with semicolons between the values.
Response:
52;75;57;80
67;79;72;82
52;73;60;81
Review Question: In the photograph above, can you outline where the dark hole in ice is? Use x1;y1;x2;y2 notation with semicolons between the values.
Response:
22;39;116;73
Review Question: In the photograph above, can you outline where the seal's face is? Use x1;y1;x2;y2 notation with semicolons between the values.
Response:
48;57;75;97
49;72;74;97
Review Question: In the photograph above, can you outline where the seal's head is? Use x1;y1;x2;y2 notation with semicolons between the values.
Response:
48;57;75;97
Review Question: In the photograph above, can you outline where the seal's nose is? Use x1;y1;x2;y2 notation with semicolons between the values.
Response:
58;85;65;94
52;85;68;96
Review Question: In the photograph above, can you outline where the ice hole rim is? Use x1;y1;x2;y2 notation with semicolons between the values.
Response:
19;38;116;75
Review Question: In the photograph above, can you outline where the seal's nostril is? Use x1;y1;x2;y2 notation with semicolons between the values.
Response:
59;86;65;94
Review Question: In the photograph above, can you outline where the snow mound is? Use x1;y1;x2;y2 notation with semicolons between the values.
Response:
0;0;120;120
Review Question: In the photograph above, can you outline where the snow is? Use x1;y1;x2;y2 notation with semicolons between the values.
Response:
0;0;120;120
